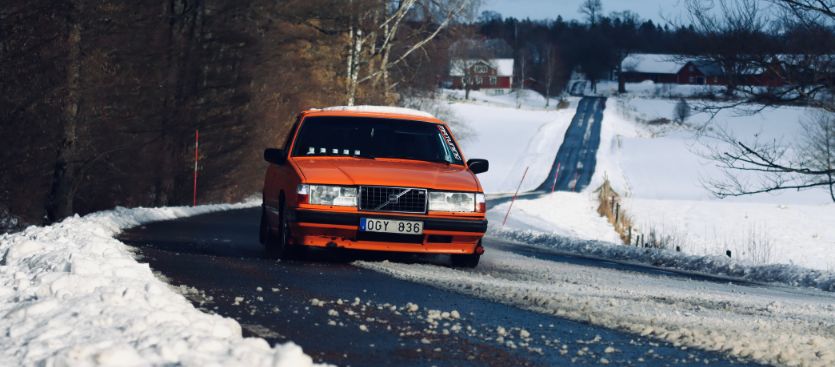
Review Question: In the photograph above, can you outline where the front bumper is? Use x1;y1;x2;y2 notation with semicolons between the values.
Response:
289;209;487;254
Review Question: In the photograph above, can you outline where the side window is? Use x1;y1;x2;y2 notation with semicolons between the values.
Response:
282;117;302;152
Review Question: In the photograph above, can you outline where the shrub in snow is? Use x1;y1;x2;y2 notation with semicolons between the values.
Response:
0;205;23;234
673;98;690;124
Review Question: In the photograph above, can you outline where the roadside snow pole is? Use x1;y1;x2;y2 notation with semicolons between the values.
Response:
550;162;561;193
193;129;199;207
502;166;529;227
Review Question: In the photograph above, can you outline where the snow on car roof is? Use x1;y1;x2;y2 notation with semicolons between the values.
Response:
311;105;437;119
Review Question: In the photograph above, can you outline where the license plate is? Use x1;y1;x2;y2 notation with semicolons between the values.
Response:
360;218;423;235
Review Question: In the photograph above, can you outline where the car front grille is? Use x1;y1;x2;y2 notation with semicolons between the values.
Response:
359;186;427;213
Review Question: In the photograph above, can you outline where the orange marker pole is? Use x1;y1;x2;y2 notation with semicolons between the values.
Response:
503;166;529;227
551;162;561;193
193;129;199;207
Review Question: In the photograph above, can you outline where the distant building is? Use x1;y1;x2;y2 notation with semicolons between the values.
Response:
449;58;514;94
618;53;787;92
619;54;724;86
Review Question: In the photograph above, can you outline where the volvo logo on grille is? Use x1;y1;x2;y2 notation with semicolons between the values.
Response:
374;188;411;210
388;193;400;204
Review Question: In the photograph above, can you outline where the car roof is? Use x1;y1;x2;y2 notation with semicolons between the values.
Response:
301;105;443;124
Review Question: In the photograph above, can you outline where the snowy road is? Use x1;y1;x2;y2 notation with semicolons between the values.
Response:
535;97;605;192
119;208;766;367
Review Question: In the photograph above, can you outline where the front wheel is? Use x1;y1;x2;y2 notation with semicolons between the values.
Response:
451;253;480;268
262;204;295;260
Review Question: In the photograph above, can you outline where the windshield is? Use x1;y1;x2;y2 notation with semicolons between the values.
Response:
291;116;464;165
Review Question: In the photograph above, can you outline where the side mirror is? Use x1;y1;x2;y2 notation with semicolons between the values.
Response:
467;158;489;174
264;148;287;165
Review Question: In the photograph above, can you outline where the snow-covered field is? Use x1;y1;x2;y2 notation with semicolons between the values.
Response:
597;97;835;271
0;201;322;367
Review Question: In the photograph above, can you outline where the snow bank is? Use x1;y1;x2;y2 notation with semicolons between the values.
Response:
356;248;835;367
626;198;835;271
0;201;323;367
487;228;835;292
487;192;621;244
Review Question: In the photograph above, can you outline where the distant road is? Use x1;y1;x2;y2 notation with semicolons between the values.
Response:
535;96;605;193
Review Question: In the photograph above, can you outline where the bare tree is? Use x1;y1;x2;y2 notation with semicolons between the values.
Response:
516;49;528;109
801;110;835;201
705;110;835;202
773;0;835;18
687;0;835;202
344;0;481;105
543;45;561;107
448;39;487;100
686;0;770;98
579;0;603;26
45;0;83;222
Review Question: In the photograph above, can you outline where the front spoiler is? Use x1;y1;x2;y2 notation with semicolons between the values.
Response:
292;210;488;233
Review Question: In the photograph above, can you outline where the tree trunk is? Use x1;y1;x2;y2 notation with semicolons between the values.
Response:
545;82;551;107
827;118;835;202
155;0;201;206
346;27;363;106
45;2;82;223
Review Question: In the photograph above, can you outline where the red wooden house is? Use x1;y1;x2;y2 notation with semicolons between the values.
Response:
449;59;514;94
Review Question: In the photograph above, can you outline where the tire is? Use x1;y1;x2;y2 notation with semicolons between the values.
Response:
259;208;270;245
451;253;480;268
262;202;296;260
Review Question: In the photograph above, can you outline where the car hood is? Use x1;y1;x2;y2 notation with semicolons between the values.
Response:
292;157;481;192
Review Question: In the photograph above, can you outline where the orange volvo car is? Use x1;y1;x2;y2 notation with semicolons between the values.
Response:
260;106;489;267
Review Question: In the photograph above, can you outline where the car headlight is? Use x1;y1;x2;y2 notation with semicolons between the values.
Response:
429;191;482;212
297;184;357;207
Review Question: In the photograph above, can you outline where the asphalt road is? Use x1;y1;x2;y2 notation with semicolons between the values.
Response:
535;97;605;193
120;207;759;367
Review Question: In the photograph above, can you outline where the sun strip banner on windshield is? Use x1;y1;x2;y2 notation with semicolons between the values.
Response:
437;125;462;161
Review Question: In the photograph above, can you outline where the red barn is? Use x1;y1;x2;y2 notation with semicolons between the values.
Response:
617;53;795;92
449;59;514;94
619;54;724;87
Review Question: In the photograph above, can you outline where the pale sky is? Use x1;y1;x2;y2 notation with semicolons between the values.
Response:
482;0;689;23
